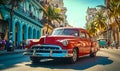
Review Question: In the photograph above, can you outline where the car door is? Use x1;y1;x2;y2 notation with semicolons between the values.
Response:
79;31;90;55
79;31;87;55
85;32;91;54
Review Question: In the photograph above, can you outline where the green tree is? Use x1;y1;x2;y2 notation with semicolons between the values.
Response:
86;21;97;37
97;0;120;43
94;11;107;34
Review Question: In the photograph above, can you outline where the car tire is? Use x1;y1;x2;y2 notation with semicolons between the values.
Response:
30;56;40;63
90;48;96;57
68;48;78;64
90;52;96;57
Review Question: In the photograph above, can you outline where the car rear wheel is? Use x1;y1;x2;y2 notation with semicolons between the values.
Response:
90;52;96;57
90;48;96;57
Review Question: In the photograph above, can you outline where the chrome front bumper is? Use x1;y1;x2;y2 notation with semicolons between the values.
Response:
23;44;73;58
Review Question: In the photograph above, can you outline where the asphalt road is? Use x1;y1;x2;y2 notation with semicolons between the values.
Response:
0;48;120;71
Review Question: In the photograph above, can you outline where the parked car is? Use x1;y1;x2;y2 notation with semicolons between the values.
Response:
23;27;98;63
97;38;108;48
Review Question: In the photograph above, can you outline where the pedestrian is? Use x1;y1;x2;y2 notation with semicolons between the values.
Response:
19;42;23;49
107;40;111;49
0;33;6;50
1;39;6;50
115;41;119;49
22;40;25;49
107;40;110;46
111;41;115;49
0;40;2;50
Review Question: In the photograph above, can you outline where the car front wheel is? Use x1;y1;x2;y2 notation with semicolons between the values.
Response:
30;56;40;63
69;48;78;64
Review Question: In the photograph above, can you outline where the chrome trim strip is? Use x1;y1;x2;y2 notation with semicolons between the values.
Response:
24;44;73;57
24;49;73;57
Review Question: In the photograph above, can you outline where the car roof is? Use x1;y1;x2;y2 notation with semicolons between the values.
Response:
54;27;91;37
54;27;85;31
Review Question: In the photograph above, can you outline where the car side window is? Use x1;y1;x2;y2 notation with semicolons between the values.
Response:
80;32;86;38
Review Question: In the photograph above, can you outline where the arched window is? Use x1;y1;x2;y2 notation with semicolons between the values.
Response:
29;4;31;11
23;2;26;12
34;8;36;16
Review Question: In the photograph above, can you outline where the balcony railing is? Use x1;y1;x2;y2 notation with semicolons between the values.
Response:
17;6;42;25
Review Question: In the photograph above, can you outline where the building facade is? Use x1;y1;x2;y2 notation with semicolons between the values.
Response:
86;7;97;27
40;0;67;36
0;0;43;47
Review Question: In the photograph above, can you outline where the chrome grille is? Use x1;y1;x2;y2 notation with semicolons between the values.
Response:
31;45;61;50
30;50;63;53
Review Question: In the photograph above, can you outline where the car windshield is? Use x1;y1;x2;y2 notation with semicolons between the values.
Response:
52;29;79;37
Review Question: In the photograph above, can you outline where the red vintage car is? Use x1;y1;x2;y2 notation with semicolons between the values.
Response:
24;27;98;63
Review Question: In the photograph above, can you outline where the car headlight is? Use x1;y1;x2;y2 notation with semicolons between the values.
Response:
61;40;68;46
25;40;31;45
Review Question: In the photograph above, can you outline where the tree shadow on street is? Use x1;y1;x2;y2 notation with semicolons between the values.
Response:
26;56;113;70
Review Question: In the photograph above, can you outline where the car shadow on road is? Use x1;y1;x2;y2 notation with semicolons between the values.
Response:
26;56;113;70
0;54;30;70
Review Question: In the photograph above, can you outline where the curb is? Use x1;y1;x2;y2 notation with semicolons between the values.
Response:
0;50;25;56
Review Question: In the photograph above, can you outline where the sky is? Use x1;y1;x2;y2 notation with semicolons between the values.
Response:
63;0;104;28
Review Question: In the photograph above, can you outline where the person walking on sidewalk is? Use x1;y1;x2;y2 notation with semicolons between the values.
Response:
0;33;6;50
115;41;119;49
111;41;119;49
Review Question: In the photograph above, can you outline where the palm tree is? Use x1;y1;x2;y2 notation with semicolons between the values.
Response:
0;0;24;51
41;5;63;34
86;21;98;37
97;0;120;44
94;11;107;34
87;10;108;40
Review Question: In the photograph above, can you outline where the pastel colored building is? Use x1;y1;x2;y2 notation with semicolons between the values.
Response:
0;0;43;47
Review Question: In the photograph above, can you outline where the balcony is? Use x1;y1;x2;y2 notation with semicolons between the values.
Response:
17;6;42;25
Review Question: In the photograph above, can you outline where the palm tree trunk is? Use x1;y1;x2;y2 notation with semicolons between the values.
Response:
115;17;120;45
46;24;48;35
116;29;119;45
113;30;116;42
115;17;120;27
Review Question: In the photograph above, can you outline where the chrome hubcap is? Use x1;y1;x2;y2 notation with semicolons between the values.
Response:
72;49;77;62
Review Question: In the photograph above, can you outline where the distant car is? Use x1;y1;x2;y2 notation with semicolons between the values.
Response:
23;27;98;64
97;38;108;48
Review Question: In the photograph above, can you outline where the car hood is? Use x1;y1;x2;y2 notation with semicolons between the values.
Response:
39;35;76;44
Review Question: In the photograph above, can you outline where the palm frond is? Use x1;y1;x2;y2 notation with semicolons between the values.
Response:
97;5;107;9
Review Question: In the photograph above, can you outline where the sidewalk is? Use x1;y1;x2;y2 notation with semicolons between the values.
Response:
0;49;25;55
100;47;120;56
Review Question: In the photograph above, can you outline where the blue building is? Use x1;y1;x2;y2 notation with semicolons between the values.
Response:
0;0;43;47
